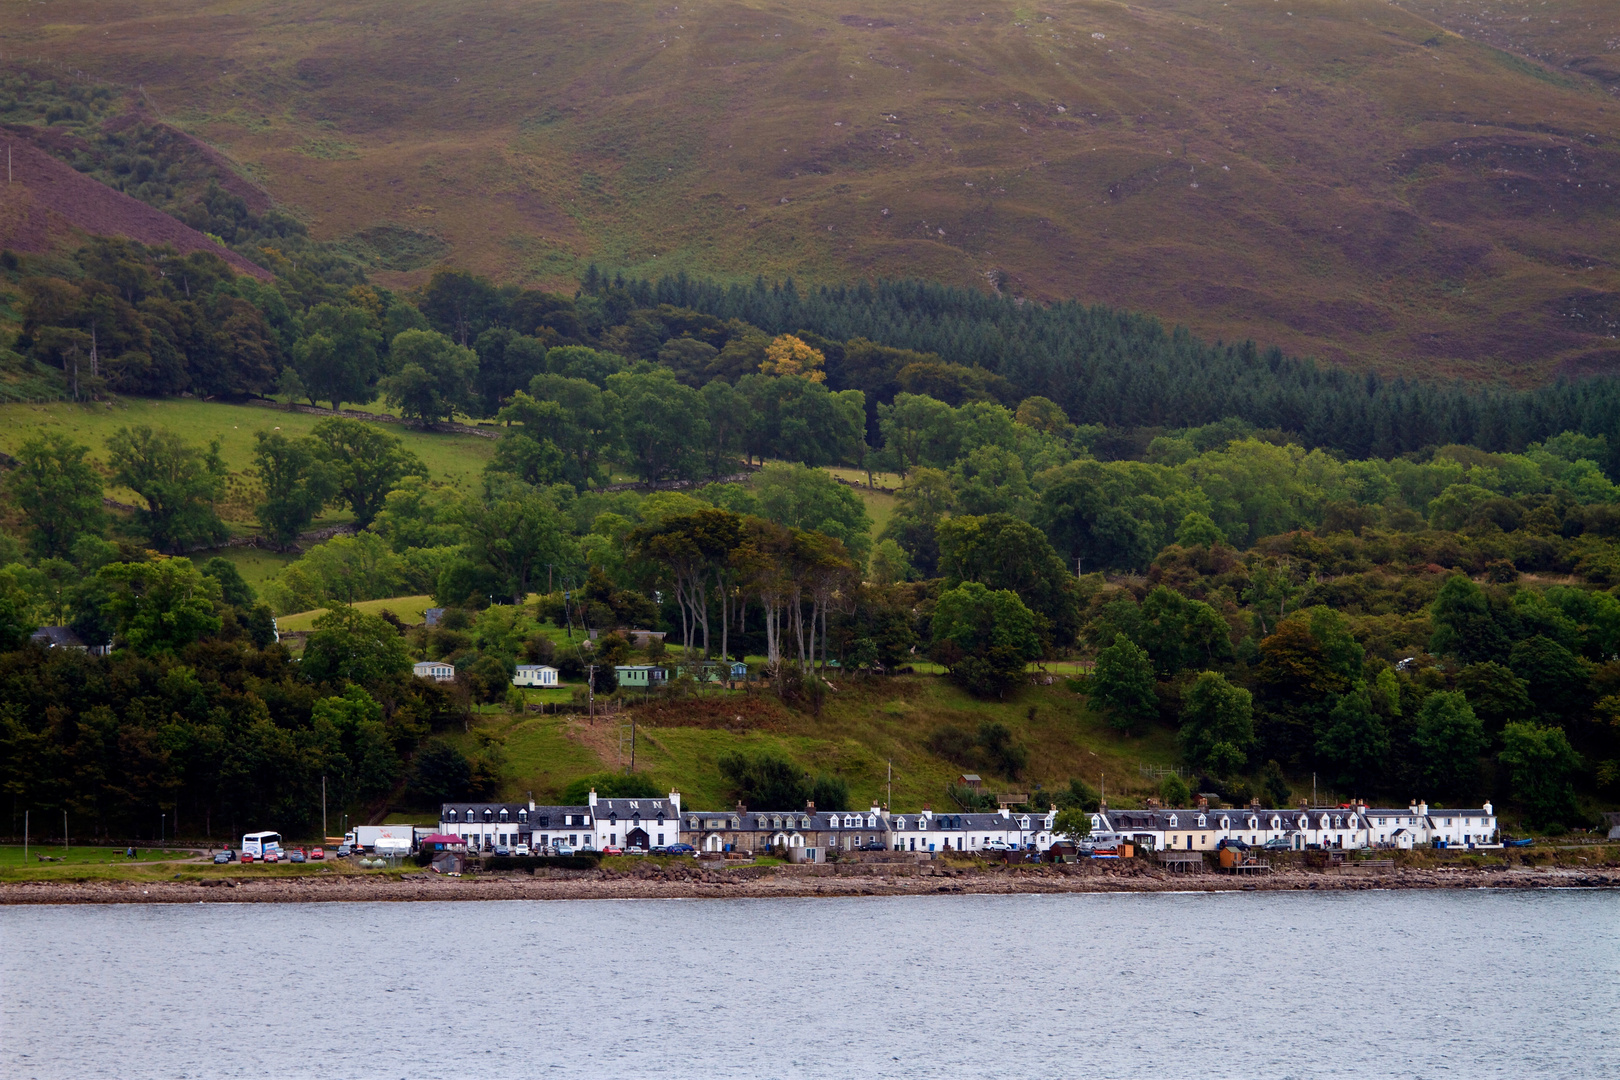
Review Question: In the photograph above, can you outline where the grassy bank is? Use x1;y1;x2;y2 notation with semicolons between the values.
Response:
434;672;1180;812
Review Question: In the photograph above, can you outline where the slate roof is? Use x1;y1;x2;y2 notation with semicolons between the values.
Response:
593;797;676;823
30;626;84;648
528;806;591;827
441;802;540;823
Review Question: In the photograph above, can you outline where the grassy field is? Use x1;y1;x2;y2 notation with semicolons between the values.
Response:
0;398;495;588
0;844;190;870
0;845;427;883
445;672;1188;813
210;546;300;592
5;0;1617;382
276;595;435;632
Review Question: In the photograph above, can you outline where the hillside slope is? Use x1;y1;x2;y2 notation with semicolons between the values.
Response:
6;0;1619;380
0;132;269;277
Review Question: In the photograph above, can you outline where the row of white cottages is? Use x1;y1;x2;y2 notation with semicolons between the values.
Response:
1094;801;1500;851
435;791;1057;856
435;791;1499;855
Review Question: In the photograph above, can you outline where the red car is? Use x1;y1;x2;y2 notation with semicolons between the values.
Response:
241;852;255;864
601;846;624;856
310;847;325;860
263;850;280;863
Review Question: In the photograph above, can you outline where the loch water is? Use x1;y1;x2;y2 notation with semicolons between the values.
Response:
2;889;1615;1079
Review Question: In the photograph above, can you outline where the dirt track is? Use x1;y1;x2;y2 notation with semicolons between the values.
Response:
5;861;1617;905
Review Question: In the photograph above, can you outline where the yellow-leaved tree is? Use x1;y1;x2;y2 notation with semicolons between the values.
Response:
759;334;826;382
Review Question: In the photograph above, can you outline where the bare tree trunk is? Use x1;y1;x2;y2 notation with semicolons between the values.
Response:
806;596;818;675
791;587;808;673
674;577;692;657
693;578;710;659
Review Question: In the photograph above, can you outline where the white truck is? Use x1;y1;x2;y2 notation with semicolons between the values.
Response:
345;825;419;854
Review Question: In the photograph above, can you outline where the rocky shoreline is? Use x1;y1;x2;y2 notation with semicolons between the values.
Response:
6;861;1618;904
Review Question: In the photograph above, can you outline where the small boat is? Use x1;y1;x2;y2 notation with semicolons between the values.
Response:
1503;837;1534;848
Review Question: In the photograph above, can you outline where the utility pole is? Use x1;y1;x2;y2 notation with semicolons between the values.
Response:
322;775;328;842
887;760;892;810
160;812;165;848
23;810;27;865
1312;772;1317;806
629;715;636;773
64;810;68;854
587;664;596;720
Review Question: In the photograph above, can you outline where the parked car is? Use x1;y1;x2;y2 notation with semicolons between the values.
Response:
1262;838;1292;851
552;843;576;856
494;845;511;857
578;842;598;853
625;845;648;856
262;850;280;863
289;849;306;864
310;847;325;860
663;843;695;856
601;846;623;856
984;840;1011;852
240;852;255;864
1217;838;1249;851
514;844;531;857
213;851;232;864
861;840;888;852
336;843;353;858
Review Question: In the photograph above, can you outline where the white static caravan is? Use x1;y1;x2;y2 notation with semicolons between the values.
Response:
413;661;455;683
512;665;559;688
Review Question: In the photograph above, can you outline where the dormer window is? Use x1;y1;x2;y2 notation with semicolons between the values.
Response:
1169;815;1178;828
499;809;509;822
729;817;740;829
518;809;528;822
483;808;493;822
1197;815;1207;827
447;809;458;821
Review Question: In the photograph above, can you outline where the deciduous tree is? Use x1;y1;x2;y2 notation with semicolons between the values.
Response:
5;433;106;559
105;425;227;552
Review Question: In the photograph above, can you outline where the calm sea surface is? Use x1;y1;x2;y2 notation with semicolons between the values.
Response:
2;890;1615;1080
